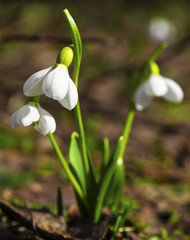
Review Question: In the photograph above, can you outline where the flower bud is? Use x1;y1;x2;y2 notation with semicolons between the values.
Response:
150;61;160;75
56;46;73;67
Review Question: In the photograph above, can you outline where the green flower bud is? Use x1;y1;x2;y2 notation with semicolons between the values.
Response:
56;46;73;67
150;61;160;75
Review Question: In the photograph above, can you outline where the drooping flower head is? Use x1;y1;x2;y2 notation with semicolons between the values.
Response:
33;105;56;135
23;46;78;110
9;103;39;128
9;103;56;135
134;61;184;110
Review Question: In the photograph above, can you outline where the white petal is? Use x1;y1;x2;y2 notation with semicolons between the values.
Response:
34;106;56;135
144;75;168;97
42;65;69;100
9;111;19;128
58;78;78;110
134;83;152;110
163;78;184;102
16;104;40;127
23;67;52;96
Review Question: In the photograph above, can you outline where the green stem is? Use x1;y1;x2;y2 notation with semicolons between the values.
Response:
120;100;135;159
119;43;167;154
48;132;85;201
63;9;89;175
74;102;89;174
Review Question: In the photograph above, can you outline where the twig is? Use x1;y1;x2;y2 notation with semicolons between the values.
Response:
0;33;114;46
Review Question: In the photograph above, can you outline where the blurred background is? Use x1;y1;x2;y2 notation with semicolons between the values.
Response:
0;0;190;237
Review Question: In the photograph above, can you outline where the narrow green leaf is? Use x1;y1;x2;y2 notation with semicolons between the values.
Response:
57;187;63;216
111;200;133;239
69;132;90;218
85;150;97;217
73;189;90;219
93;136;124;222
69;132;86;195
63;9;82;87
117;200;133;229
87;150;97;186
63;9;82;58
104;158;125;213
100;137;110;174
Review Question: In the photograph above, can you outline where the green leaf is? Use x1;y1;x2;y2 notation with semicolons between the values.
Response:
104;157;125;213
69;132;86;195
48;132;85;202
57;187;63;216
93;136;124;222
87;150;97;186
111;200;133;239
63;9;82;87
100;137;110;174
69;132;90;218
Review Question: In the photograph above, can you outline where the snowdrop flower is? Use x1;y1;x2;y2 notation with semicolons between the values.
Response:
9;103;40;128
9;103;56;135
135;75;184;111
148;17;177;43
23;47;78;110
33;105;56;135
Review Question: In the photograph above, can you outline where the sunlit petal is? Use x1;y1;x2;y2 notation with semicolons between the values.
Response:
58;78;78;110
163;78;184;102
16;104;40;127
23;67;52;96
42;65;69;100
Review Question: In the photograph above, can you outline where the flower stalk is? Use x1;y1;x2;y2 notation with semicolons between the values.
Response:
48;132;87;207
64;9;89;175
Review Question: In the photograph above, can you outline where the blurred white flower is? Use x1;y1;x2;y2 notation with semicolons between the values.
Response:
9;103;56;135
135;75;184;111
23;64;78;110
148;17;177;42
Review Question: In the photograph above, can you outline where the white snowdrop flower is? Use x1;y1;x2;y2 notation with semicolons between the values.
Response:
42;64;70;100
23;47;78;110
9;103;56;135
9;103;40;128
23;67;52;97
148;17;177;43
135;75;184;111
33;106;56;135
